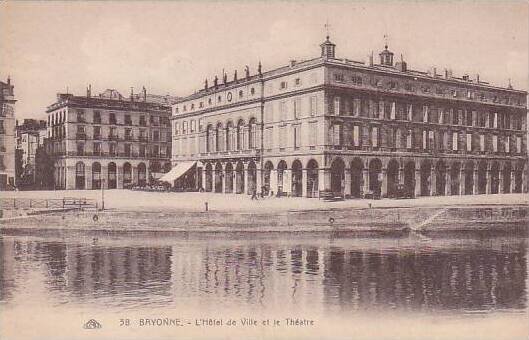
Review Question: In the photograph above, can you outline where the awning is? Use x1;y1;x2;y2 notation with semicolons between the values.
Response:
159;161;196;183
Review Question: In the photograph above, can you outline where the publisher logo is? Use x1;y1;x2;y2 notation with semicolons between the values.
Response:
83;319;102;329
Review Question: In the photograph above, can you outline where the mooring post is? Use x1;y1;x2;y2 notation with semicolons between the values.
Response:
205;202;208;212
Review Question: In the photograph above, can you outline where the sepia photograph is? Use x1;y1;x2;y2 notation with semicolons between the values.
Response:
0;1;528;339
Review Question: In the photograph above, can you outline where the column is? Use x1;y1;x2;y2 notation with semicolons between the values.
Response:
473;169;478;195
381;168;388;198
459;168;466;195
201;168;207;191
117;165;124;189
101;164;108;189
320;169;332;192
244;168;249;194
132;165;138;186
256;167;262;195
430;166;436;196
224;169;230;193
414;169;421;197
344;169;352;198
86;164;92;190
444;168;450;196
486;168;492;194
283;169;292;196
499;170;504;194
270;169;278;196
66;165;75;190
302;169;309;197
362;168;369;197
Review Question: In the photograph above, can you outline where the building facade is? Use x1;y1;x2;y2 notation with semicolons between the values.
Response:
0;77;16;190
15;119;47;188
171;36;528;198
46;87;176;190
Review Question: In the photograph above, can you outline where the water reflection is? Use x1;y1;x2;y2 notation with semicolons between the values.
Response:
0;233;526;314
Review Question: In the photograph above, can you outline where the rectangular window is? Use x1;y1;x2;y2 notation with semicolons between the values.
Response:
480;134;485;151
407;104;413;121
279;126;286;148
124;114;132;125
77;110;85;123
422;130;427;149
492;135;498;152
109;112;117;125
378;101;385;119
280;101;287;121
390;102;396;120
139;145;146;157
334;97;341;116
293;98;301;119
466;133;472;151
372;127;379;147
353;125;360;147
293;124;301;148
190;120;196;132
93;126;101;139
407;130;412;149
516;136;522;153
423;105;429;123
452;132;458;151
139;115;146;126
333;124;342;146
429;130;434;150
93;142;101;155
265;127;273;149
493;113;498;128
505;136;510;153
309;96;317;116
309;122;317;146
93;111;101;124
353;98;361;117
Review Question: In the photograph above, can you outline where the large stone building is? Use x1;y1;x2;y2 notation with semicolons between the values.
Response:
170;36;528;198
0;77;16;190
46;87;176;190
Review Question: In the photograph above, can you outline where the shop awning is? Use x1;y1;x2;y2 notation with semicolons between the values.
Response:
159;161;196;183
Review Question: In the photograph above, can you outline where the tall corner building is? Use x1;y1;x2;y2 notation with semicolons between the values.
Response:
170;36;528;198
0;77;16;190
46;87;177;190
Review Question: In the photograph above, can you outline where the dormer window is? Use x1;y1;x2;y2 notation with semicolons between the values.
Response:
295;78;301;86
389;81;397;89
280;81;287;89
250;88;255;95
191;103;194;110
183;105;187;112
218;95;222;102
199;102;203;108
208;98;212;105
239;90;243;98
334;73;344;82
175;107;179;114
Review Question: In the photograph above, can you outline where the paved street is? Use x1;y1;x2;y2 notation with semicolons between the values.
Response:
2;190;527;212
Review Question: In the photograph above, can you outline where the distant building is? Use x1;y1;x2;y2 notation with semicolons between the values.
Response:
15;119;47;188
46;86;177;189
170;36;528;197
0;77;16;190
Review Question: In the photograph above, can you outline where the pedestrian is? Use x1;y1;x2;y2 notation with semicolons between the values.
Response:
251;188;258;200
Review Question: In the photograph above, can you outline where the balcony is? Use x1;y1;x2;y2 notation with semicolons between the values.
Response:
76;133;87;140
124;135;133;141
124;120;133;126
93;134;102;140
108;135;119;141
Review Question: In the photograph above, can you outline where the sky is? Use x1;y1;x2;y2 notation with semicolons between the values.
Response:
1;1;528;120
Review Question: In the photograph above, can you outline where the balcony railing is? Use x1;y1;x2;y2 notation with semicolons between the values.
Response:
76;133;87;139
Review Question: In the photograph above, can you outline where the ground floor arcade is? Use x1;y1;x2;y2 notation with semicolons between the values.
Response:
53;158;172;190
188;155;528;198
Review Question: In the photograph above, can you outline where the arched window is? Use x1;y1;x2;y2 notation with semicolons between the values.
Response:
248;118;257;149
237;120;245;150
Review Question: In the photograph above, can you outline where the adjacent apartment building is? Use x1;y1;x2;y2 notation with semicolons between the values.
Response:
170;36;528;198
0;77;16;190
46;87;176;190
15;119;47;188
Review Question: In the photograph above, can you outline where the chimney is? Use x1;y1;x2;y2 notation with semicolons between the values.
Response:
87;84;92;97
130;87;134;102
475;74;480;83
368;52;374;67
290;60;296;67
462;74;469;81
444;68;452;79
142;86;147;102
